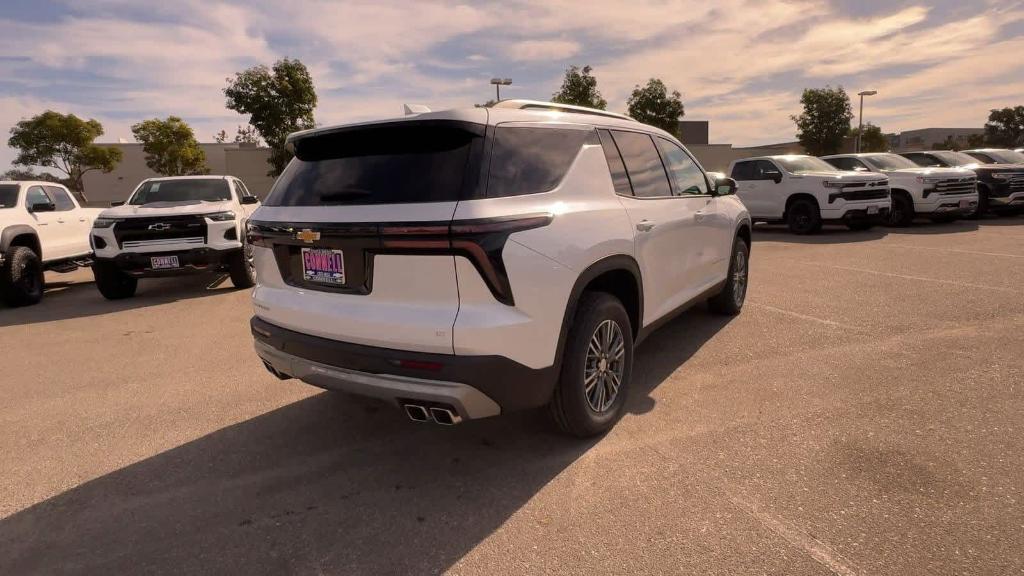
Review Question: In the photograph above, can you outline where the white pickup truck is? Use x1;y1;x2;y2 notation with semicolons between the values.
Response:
728;155;891;234
822;153;978;225
0;180;102;306
90;175;260;299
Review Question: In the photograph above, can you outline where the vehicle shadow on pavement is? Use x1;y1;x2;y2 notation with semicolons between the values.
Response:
0;273;241;327
0;306;727;575
751;224;888;244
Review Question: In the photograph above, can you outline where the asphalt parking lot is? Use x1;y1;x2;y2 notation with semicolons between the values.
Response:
1;217;1022;575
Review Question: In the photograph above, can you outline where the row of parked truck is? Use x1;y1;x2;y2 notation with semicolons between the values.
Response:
724;148;1024;234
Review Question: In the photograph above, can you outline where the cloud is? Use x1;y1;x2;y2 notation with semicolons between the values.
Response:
2;0;1024;172
507;39;581;62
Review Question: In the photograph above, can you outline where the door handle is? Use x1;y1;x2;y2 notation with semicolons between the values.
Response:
79;218;87;222
57;219;66;224
636;220;656;232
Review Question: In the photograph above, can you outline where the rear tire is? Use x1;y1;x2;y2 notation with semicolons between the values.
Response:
93;261;137;300
887;193;915;227
549;292;634;438
228;238;256;289
786;199;822;234
0;246;44;307
709;238;748;316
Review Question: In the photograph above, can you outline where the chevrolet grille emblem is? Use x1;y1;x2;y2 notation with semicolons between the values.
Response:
296;229;320;243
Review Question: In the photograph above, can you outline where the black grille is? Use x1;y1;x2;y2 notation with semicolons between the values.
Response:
113;215;208;248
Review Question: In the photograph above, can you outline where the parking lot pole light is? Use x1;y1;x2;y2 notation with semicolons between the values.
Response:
490;77;512;102
856;90;878;153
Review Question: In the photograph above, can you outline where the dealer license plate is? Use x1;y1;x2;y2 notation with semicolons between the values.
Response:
301;248;346;285
150;255;180;269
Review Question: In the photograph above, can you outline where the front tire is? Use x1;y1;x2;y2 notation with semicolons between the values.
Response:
887;193;914;227
93;261;137;300
228;237;256;289
786;199;822;234
0;246;44;307
709;238;749;316
549;292;634;438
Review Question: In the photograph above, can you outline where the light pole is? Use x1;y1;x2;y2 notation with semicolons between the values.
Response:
856;90;877;153
490;78;512;102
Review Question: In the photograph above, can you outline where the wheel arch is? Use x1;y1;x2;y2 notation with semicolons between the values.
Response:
554;255;643;371
1;226;42;260
784;193;821;214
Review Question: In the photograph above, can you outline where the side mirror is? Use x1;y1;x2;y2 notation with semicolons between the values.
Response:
765;170;783;184
713;177;738;196
29;201;55;213
110;200;125;207
240;196;259;205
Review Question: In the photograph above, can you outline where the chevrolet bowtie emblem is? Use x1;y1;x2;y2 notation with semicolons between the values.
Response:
295;229;320;243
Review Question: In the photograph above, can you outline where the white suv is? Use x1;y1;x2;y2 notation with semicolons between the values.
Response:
248;100;752;436
90;175;260;299
821;153;977;225
728;155;891;234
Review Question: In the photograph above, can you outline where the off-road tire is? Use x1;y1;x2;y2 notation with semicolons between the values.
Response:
0;246;44;307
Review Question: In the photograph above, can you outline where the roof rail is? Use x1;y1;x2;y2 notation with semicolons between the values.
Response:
490;99;636;122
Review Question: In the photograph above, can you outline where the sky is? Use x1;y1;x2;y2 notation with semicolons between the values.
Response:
1;0;1023;171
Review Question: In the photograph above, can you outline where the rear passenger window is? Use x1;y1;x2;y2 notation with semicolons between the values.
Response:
487;126;597;197
731;161;754;180
611;131;672;198
44;186;76;211
597;129;633;196
656;138;708;195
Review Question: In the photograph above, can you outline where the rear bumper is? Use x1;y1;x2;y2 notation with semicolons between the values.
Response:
250;316;559;420
96;247;239;277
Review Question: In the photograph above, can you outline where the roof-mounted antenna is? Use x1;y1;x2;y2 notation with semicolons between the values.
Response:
403;104;431;115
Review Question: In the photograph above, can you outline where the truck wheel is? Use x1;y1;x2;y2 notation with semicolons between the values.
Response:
969;188;989;219
786;199;822;234
709;237;749;316
93;261;137;300
887;193;914;227
0;246;44;307
549;292;634;438
228;241;256;289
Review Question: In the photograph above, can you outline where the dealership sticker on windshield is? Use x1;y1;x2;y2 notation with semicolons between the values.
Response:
301;248;345;285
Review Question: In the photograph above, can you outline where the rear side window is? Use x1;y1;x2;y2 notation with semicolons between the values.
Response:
486;126;597;197
0;185;17;209
45;186;76;211
597;129;633;196
731;161;754;180
611;131;672;198
267;122;484;206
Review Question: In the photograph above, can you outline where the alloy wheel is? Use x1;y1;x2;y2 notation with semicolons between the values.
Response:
584;319;626;413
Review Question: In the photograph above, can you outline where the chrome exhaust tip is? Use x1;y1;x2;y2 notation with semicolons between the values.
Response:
404;404;430;423
429;407;462;426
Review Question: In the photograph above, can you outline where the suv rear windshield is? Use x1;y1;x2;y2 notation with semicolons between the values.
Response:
266;121;485;206
130;179;232;205
0;185;17;209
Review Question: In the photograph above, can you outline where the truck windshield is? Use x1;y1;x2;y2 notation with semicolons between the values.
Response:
931;151;978;167
0;185;17;209
979;150;1024;164
129;179;232;205
775;156;838;173
865;154;918;171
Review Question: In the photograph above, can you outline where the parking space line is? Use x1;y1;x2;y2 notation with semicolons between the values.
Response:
788;260;1020;294
878;244;1024;259
749;302;856;330
726;489;862;576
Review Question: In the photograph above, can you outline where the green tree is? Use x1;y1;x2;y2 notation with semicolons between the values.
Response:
130;116;208;176
474;99;497;108
551;65;607;110
626;78;685;136
850;123;888;152
0;167;71;187
224;58;317;176
215;125;261;144
7;111;123;201
983;106;1024;147
791;86;853;155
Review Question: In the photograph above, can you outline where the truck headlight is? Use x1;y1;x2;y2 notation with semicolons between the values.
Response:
206;211;236;221
822;181;844;188
92;217;119;228
916;176;942;184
